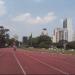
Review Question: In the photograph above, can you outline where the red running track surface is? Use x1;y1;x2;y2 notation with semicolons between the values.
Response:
0;48;75;75
0;48;23;74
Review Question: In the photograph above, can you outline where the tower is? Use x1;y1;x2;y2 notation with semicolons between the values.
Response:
63;18;73;42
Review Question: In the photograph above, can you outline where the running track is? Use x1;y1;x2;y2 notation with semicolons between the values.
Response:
0;48;75;75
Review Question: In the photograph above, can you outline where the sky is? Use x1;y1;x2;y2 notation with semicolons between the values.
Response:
0;0;75;41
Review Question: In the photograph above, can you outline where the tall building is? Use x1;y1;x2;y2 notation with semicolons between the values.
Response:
53;28;69;43
73;33;75;41
63;28;68;41
63;18;73;42
41;28;48;36
53;18;73;43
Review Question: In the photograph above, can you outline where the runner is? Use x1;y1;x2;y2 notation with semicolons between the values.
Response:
13;42;16;51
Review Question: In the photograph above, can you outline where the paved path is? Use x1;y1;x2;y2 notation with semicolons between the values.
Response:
0;48;75;75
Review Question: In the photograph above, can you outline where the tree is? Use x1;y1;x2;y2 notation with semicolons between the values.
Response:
56;40;68;49
9;38;15;47
15;40;20;47
5;34;10;47
67;41;75;49
32;37;39;47
28;33;32;46
31;35;52;48
0;26;9;47
38;35;52;48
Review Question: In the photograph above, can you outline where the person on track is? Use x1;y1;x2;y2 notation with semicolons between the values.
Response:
13;42;16;51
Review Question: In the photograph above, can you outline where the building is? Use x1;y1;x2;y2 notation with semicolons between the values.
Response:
63;18;73;42
73;33;75;41
41;28;48;36
63;28;68;41
53;28;64;43
53;18;73;43
53;28;68;43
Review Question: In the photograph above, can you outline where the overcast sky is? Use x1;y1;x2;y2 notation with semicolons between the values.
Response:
0;0;75;41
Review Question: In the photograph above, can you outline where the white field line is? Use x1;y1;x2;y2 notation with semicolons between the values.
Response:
24;53;69;75
26;51;75;67
13;51;26;75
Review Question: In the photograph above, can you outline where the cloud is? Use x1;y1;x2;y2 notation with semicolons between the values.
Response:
12;12;56;25
0;0;6;16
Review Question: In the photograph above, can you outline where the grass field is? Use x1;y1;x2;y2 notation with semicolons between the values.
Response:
20;47;75;55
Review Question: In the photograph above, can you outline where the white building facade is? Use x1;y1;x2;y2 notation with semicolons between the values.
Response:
53;28;69;43
73;33;75;41
63;18;73;42
53;18;73;43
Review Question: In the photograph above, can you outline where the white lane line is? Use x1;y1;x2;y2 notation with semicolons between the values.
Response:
40;53;75;68
24;53;69;75
13;51;26;75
